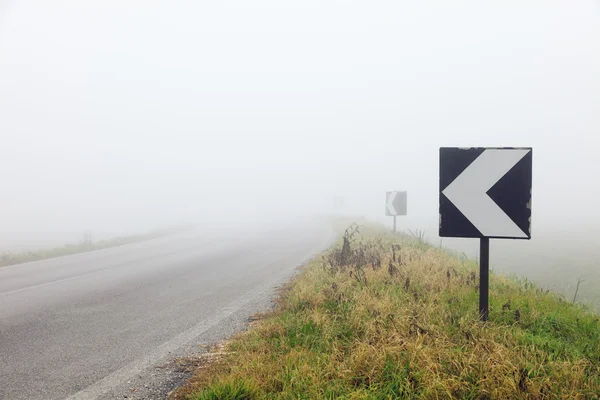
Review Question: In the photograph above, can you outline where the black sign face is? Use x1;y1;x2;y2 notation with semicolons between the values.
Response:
439;147;532;239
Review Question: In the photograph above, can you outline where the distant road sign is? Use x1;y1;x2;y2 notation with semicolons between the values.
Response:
439;147;532;239
385;191;407;216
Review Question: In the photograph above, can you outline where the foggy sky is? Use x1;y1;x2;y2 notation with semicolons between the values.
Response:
1;1;599;247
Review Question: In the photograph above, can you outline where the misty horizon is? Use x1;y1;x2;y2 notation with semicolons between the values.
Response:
1;1;599;306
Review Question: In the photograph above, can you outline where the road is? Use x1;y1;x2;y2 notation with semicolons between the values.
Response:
0;222;334;400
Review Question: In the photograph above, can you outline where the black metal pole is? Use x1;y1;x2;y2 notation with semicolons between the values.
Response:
393;216;396;233
480;237;490;321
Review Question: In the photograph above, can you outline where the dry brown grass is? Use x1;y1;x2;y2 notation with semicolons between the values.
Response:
177;225;600;400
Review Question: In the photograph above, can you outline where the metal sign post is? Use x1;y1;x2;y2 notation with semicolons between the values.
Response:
439;147;532;321
479;237;490;320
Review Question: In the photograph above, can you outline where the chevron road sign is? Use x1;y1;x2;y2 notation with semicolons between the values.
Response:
385;191;407;216
385;191;407;233
439;148;532;239
439;147;533;321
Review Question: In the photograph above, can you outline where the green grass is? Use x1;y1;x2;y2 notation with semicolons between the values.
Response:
0;226;192;267
192;380;258;400
173;224;600;400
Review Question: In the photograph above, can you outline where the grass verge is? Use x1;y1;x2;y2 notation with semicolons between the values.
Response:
0;225;193;267
172;224;600;399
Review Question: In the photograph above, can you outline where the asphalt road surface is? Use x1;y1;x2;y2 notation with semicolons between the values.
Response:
0;222;334;400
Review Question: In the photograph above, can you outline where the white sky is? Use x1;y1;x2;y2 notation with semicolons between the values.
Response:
1;1;599;242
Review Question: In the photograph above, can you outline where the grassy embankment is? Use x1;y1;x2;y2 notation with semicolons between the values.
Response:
0;225;193;267
174;224;600;399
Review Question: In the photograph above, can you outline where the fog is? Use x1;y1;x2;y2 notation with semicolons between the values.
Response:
1;1;599;305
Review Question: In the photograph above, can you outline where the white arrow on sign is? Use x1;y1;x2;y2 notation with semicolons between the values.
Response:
387;192;398;215
442;149;530;238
